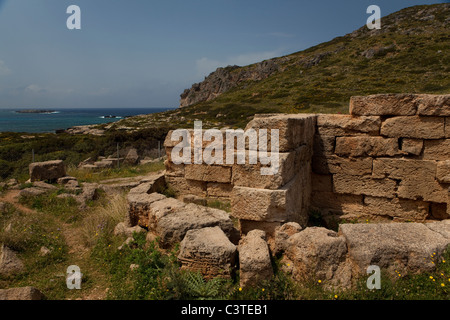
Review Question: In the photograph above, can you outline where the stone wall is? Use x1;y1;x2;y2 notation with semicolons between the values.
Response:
164;94;449;235
312;94;449;226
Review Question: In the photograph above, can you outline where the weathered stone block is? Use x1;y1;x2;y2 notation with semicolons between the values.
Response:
446;118;450;138
335;136;399;157
313;135;335;157
437;161;450;184
245;114;316;152
416;94;450;116
381;116;444;139
127;192;168;227
239;230;273;288
363;196;430;222
178;227;237;279
29;160;66;182
349;94;417;116
231;173;307;224
401;138;423;155
423;139;450;160
206;182;233;198
165;175;207;197
372;158;447;203
333;174;396;198
339;223;450;275
185;164;231;183
317;114;381;135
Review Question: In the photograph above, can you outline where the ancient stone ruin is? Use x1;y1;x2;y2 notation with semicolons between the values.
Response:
126;93;449;289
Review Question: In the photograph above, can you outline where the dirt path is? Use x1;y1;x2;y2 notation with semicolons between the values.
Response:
0;190;108;300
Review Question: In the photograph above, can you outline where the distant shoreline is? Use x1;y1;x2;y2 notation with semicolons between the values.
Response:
15;109;57;114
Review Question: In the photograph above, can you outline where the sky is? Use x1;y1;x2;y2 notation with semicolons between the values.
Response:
0;0;446;109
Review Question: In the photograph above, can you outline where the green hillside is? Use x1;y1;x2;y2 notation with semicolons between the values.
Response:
116;3;449;129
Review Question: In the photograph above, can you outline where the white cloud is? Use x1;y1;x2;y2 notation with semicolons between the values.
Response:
196;49;284;77
0;60;11;75
25;84;45;94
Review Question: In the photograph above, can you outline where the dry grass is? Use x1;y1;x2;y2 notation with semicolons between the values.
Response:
79;193;129;247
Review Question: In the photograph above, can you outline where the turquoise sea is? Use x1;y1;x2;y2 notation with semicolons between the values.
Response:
0;108;173;133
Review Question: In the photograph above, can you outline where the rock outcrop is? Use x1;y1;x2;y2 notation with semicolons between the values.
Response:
0;245;25;276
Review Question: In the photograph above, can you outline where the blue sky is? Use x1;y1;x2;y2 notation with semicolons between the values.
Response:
0;0;446;109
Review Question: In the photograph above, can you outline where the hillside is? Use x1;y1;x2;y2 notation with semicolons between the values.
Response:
114;3;449;129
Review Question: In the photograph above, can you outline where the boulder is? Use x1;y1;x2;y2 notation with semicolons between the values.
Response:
178;226;237;279
29;160;66;182
0;287;46;300
32;181;57;190
0;245;25;276
238;230;273;288
57;176;78;185
18;187;46;198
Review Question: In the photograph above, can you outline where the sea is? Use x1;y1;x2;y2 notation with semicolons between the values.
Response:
0;108;174;133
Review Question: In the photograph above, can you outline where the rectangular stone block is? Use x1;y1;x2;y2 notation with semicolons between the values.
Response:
401;138;423;155
231;173;307;224
371;158;447;202
423;139;450;161
232;147;308;190
437;161;450;184
381;116;444;139
185;164;231;183
416;94;450;116
335;136;399;157
311;191;364;211
317;114;381;135
312;155;373;176
164;159;185;176
165;175;207;197
245;114;317;152
363;196;430;222
349;94;417;116
206;182;233;198
333;174;397;198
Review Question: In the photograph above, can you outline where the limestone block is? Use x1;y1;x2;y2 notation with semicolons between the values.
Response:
29;160;66;182
165;175;207;197
372;158;447;203
178;227;237;279
313;135;335;157
239;230;273;288
381;116;445;139
416;94;450;116
339;223;450;275
446;118;450;138
363;196;430;222
335;136;399;157
349;94;417;116
244;114;316;152
401;138;423;155
185;164;231;183
423;139;450;161
206;182;233;198
437;161;450;184
317;114;381;135
313;155;373;176
333;174;396;198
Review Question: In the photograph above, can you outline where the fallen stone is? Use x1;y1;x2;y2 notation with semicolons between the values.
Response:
0;245;25;276
29;160;66;182
339;223;450;276
57;176;78;185
32;181;58;190
178;226;237;279
0;287;46;300
282;227;350;288
113;222;146;238
18;187;46;198
239;230;273;288
124;148;140;165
